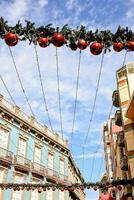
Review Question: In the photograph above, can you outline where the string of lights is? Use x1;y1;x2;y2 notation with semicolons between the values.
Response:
55;48;64;138
82;51;105;174
0;74;16;105
8;47;35;116
34;45;54;132
70;50;82;152
89;50;128;182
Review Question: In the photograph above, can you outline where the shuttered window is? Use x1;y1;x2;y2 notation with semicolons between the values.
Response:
34;147;41;164
31;179;40;200
48;153;53;169
0;128;9;149
59;190;65;200
17;139;26;157
12;175;24;200
60;160;65;174
46;189;53;200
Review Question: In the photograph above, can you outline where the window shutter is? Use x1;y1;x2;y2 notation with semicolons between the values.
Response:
34;147;41;164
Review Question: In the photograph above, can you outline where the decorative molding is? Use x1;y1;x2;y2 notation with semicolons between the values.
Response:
0;123;11;132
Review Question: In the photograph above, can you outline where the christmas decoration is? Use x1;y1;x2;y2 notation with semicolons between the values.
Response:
127;41;134;51
117;185;122;191
4;32;18;46
113;42;124;52
38;187;42;193
78;39;88;50
38;37;49;47
0;179;133;191
52;33;65;47
0;18;134;53
69;43;78;51
90;42;103;55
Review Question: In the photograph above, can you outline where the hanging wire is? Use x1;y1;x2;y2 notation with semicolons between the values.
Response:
34;45;54;132
0;74;16;105
89;104;113;181
55;47;64;138
88;49;128;181
70;50;82;152
81;52;105;173
8;47;34;117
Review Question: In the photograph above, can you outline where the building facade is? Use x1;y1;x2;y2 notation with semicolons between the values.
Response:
0;94;85;200
102;63;134;200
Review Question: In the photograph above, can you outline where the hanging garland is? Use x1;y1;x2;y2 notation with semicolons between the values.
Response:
0;17;134;54
0;179;134;192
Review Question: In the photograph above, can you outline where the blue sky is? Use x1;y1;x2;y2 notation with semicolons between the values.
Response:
0;0;134;199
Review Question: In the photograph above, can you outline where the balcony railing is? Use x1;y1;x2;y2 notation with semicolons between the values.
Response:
45;168;59;182
0;146;13;167
31;162;46;177
117;132;125;147
14;155;31;173
112;90;120;107
120;156;128;171
115;110;122;126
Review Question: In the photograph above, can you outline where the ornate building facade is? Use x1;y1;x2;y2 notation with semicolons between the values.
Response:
0;94;85;200
102;63;134;200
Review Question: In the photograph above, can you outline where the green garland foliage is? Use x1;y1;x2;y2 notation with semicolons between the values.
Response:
0;17;134;52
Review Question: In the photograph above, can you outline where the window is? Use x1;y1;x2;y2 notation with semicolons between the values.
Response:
34;147;41;164
17;138;26;157
59;190;65;200
60;159;65;175
0;168;4;198
48;153;53;169
46;189;53;200
31;179;40;200
12;175;24;200
0;128;9;149
0;169;4;182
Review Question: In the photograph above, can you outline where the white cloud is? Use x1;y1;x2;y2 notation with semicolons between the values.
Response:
38;0;48;7
74;150;104;159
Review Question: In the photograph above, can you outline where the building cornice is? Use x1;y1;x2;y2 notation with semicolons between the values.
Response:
0;95;69;156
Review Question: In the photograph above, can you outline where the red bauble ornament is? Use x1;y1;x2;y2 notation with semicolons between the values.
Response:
90;42;103;55
113;42;124;52
68;187;74;191
52;33;65;47
117;185;122;191
4;32;18;47
38;187;42;193
78;39;88;50
93;186;98;191
38;37;48;48
127;41;134;51
69;43;77;51
61;188;64;192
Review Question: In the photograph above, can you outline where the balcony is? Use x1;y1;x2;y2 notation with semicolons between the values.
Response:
120;156;128;171
0;147;13;167
117;132;125;147
112;90;120;107
14;155;31;173
45;168;59;182
115;110;122;126
31;162;46;177
58;174;71;186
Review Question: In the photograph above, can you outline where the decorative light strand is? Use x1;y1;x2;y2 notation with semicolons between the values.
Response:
8;47;34;116
70;50;82;152
55;47;64;138
34;45;54;132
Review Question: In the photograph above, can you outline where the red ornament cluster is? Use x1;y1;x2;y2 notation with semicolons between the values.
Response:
3;32;134;56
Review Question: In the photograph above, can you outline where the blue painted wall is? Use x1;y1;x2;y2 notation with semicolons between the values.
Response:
0;117;69;200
